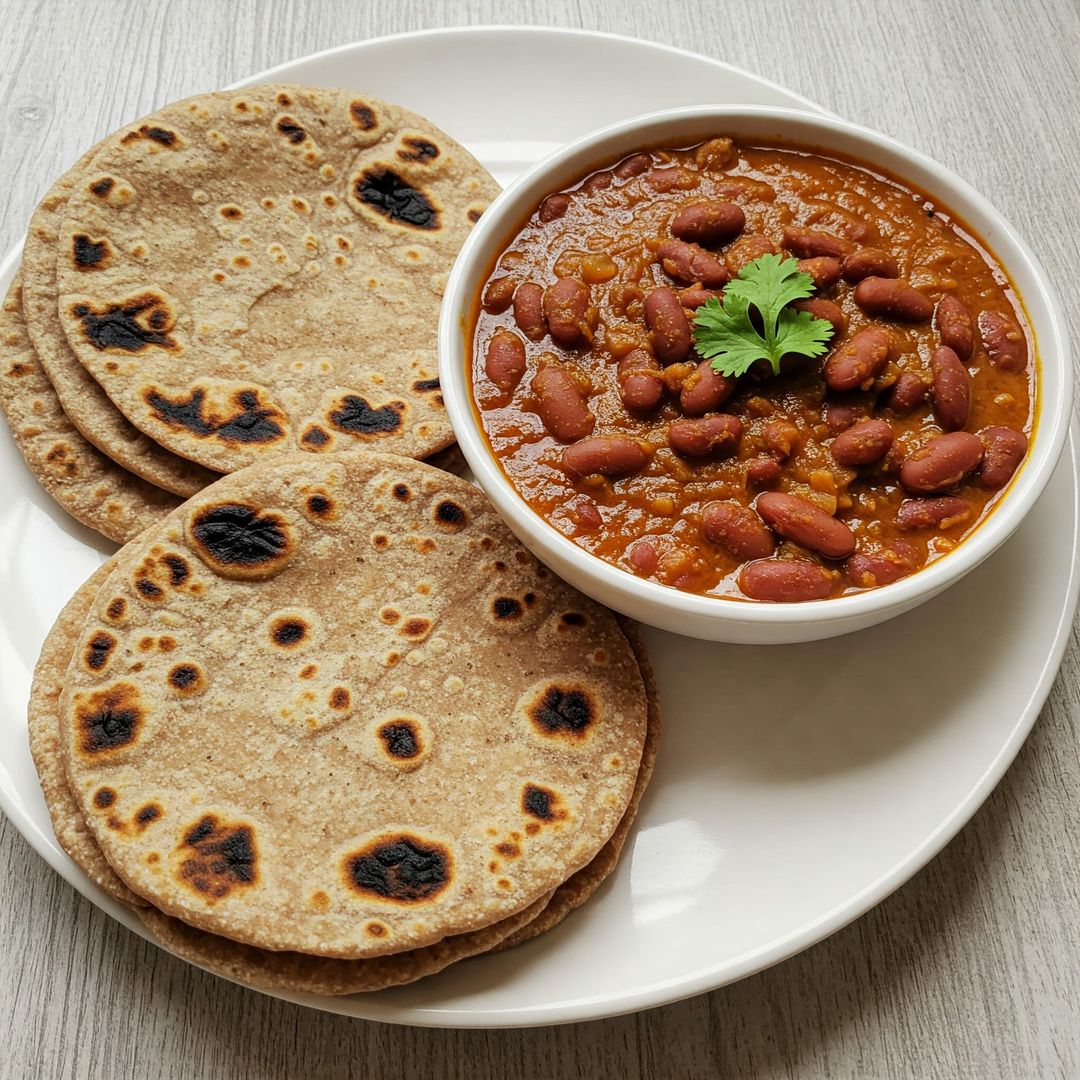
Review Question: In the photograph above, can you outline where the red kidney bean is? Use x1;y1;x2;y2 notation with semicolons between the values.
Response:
823;326;892;391
978;310;1027;371
644;287;693;364
628;540;659;575
617;349;665;415
656;239;730;287
782;227;855;260
671;201;746;246
935;295;975;360
853;277;934;322
538;193;570;223
746;455;782;488
484;329;527;391
562;435;651;478
794;297;847;337
830;419;894;466
543;278;594;348
884;370;930;413
931;346;972;431
824;398;869;435
679;286;724;309
531;364;594;442
645;166;697;192
845;540;919;587
569;495;602;533
481;275;516;314
614;153;651;179
899;431;984;494
755;491;856;559
668;414;743;458
725;235;778;276
841;247;899;282
680;360;738;415
581;171;613;194
513;282;547;340
797;257;842;290
702;501;776;560
896;496;972;530
694;138;738;171
740;559;835;602
979;426;1028;489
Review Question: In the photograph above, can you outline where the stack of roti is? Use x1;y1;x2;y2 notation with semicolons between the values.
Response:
28;451;659;993
1;84;498;541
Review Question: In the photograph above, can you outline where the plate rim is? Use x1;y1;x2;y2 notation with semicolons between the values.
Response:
0;23;1076;1028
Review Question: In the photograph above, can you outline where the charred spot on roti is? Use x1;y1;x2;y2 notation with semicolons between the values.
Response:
371;533;390;550
144;386;287;445
299;664;317;679
177;815;258;900
135;576;164;601
327;394;406;438
93;787;116;810
365;921;387;937
343;834;451;904
559;612;587;630
399;617;432;642
392;483;411;502
74;683;145;757
188;503;295;580
309;890;329;912
492;597;524;621
71;292;178;353
301;424;331;449
158;636;177;652
353;167;441;231
397;137;440;162
379;607;400;625
304;492;335;520
376;718;422;760
162;553;191;586
83;630;117;672
72;234;111;269
89;176;114;197
274;115;308;145
269;616;308;648
412;378;440;395
349;101;378;130
433;500;468;531
167;663;204;696
522;783;567;823
523;683;597;741
134;803;163;830
121;124;180;148
329;686;351;711
219;204;243;219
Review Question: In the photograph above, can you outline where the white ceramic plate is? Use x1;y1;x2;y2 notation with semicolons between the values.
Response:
0;27;1076;1029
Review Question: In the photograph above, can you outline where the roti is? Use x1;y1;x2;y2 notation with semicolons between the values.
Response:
54;85;498;472
21;153;217;497
59;451;648;958
0;275;180;543
28;561;145;906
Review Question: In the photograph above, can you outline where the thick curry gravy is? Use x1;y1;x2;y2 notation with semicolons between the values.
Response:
470;138;1036;602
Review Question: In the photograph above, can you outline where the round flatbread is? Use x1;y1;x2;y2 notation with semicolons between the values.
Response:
59;451;648;958
136;892;550;996
496;619;660;950
28;561;145;906
0;275;180;543
55;85;498;472
21;153;218;497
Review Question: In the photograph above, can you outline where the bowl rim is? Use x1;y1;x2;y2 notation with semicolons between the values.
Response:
439;103;1073;625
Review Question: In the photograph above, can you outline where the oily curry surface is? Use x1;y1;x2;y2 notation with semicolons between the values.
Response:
471;138;1035;601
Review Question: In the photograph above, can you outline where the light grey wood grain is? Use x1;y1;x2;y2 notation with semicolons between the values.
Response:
2;1;1079;1077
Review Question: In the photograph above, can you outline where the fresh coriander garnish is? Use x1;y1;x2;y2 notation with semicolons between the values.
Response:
692;253;834;378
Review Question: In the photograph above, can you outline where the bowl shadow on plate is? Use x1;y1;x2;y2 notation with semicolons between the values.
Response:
641;534;1026;784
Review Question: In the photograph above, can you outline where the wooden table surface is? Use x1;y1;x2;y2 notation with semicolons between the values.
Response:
2;1;1078;1076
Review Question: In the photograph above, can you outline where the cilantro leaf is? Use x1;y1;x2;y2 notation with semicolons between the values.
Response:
692;253;835;378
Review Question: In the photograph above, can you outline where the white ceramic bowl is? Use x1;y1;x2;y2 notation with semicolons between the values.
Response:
439;106;1072;643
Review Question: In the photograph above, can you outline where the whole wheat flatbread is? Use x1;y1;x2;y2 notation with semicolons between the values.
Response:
59;451;647;959
0;274;180;543
55;85;497;471
28;561;146;906
21;153;217;497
